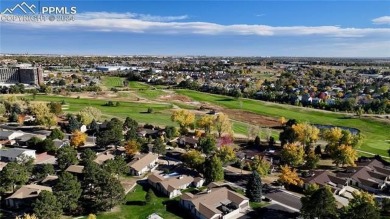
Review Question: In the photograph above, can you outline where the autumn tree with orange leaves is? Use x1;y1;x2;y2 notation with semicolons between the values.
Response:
279;165;303;187
70;130;87;148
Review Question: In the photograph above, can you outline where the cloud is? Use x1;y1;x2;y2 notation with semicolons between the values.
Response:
2;11;390;38
372;16;390;25
77;11;188;22
255;14;265;17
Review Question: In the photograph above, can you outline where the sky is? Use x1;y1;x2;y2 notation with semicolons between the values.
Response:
0;0;389;57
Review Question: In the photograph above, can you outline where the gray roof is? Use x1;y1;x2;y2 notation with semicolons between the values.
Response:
0;148;35;160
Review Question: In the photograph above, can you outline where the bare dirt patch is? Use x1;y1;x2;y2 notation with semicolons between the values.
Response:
159;94;192;102
223;109;280;127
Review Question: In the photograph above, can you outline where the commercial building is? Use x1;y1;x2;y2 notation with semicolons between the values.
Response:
0;66;43;85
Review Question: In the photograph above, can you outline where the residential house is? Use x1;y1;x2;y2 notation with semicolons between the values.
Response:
180;187;249;219
137;129;164;139
178;136;198;148
94;152;115;165
128;153;159;176
14;133;46;147
0;130;25;143
302;170;348;191
5;184;52;208
65;165;85;175
52;138;69;149
148;172;204;198
0;148;36;162
336;159;390;193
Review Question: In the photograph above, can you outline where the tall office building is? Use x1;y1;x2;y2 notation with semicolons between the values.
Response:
0;66;43;85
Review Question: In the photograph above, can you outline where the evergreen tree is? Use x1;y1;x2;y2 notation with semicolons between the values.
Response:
204;155;224;184
49;128;65;140
57;145;78;170
246;171;262;202
33;191;63;219
54;172;82;213
301;186;338;219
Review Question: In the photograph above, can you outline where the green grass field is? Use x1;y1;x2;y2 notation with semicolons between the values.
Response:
175;89;390;156
128;81;151;90
103;76;124;88
28;95;176;126
96;185;185;219
136;89;163;99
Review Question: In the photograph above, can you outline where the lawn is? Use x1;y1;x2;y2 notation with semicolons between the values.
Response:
175;89;390;156
102;76;124;88
136;89;163;100
128;81;151;90
96;184;187;219
27;95;176;126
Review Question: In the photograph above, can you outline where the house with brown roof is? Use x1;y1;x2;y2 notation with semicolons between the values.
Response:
94;152;115;165
178;136;198;148
5;184;52;208
128;153;159;176
148;172;204;198
302;170;347;191
65;165;85;175
336;159;390;193
180;187;249;219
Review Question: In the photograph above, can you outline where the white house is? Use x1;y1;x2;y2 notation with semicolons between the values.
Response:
180;187;249;219
0;130;25;141
148;173;204;198
0;148;36;162
128;153;159;176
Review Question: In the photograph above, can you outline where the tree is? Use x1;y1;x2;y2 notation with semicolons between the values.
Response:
182;149;205;172
204;155;224;183
57;145;78;170
70;130;87;148
323;127;343;147
333;145;357;167
145;188;157;205
15;214;38;219
79;107;102;124
254;136;261;148
278;165;303;186
88;119;99;135
0;161;30;192
49;102;63;115
33;191;63;219
123;117;138;140
196;115;214;134
342;191;380;219
33;164;55;181
216;145;236;164
279;116;287;126
80;148;97;166
301;186;338;219
164;126;178;139
305;150;320;169
199;135;217;155
304;183;319;196
214;113;232;137
124;140;141;156
280;142;305;167
292;123;320;147
29;102;57;128
54;172;82;213
49;128;65;140
96;118;123;148
103;156;128;178
249;155;271;176
87;214;97;219
314;145;322;155
152;137;166;156
246;171;262;202
81;163;125;212
67;116;81;133
40;138;56;153
171;109;195;131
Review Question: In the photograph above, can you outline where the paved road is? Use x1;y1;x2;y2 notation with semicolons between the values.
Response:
264;189;302;211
